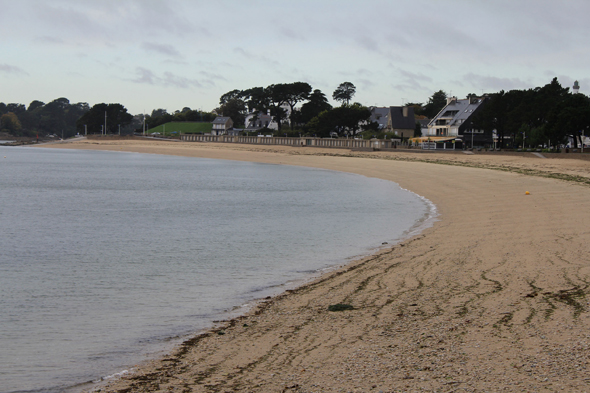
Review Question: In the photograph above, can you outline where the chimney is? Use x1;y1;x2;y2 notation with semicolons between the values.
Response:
446;96;457;105
402;106;408;117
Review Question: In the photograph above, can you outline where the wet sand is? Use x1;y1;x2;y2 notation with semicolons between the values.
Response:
41;139;590;392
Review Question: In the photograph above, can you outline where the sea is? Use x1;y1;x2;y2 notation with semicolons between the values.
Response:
0;146;436;393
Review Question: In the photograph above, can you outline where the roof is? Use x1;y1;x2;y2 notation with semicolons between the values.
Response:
370;107;390;128
428;97;486;127
389;106;415;129
212;116;232;124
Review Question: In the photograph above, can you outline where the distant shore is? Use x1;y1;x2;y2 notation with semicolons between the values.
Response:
41;138;590;392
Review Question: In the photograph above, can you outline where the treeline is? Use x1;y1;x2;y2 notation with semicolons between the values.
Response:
0;98;89;138
473;78;590;148
0;98;216;139
217;81;384;137
144;108;216;129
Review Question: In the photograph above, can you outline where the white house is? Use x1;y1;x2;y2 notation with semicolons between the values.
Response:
211;117;233;135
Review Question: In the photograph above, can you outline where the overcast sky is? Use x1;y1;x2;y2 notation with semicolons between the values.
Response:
1;0;588;115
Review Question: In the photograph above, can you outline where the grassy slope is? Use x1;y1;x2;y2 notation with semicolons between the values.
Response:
148;122;212;135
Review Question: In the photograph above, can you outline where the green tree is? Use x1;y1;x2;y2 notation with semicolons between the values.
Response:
423;90;447;118
0;112;22;135
217;89;248;127
294;89;332;126
218;99;246;127
76;103;133;135
414;121;422;137
6;103;26;116
275;82;312;129
332;82;356;106
219;89;243;106
406;102;424;117
552;90;590;148
37;98;89;137
307;103;373;137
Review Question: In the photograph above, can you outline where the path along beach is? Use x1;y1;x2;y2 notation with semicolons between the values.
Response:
41;139;590;392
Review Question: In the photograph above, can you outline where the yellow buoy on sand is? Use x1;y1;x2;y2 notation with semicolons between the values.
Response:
525;191;530;195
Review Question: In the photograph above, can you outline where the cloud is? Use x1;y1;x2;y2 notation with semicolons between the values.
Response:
162;72;204;89
355;35;380;53
398;69;433;84
461;73;531;92
141;42;182;58
233;47;254;59
0;64;28;76
280;27;306;41
129;67;207;89
36;36;65;45
131;67;157;85
199;71;227;82
232;47;280;67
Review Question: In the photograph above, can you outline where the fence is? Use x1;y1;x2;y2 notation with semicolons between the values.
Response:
180;134;393;149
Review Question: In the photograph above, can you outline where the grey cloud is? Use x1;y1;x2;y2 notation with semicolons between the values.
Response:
132;67;157;85
199;71;227;82
233;48;254;59
36;36;65;45
358;78;375;90
398;69;433;84
392;81;430;95
355;36;380;53
233;47;280;67
142;42;182;58
162;72;203;89
130;67;207;89
357;68;373;77
389;68;433;96
280;27;305;41
0;64;28;76
462;73;531;92
31;1;204;47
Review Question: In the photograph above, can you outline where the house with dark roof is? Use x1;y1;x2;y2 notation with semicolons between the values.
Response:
369;106;416;138
369;107;390;130
425;96;489;147
244;112;278;132
387;106;416;138
211;116;234;135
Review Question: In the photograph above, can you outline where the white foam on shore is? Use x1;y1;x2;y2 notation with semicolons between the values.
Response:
397;187;439;240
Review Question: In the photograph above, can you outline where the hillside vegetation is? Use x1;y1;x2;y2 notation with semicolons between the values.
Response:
148;122;212;135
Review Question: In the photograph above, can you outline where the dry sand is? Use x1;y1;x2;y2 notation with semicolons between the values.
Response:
41;139;590;392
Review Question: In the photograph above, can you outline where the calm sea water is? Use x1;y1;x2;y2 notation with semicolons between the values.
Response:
0;146;435;393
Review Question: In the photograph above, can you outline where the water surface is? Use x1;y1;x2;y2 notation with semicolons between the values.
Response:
0;146;435;393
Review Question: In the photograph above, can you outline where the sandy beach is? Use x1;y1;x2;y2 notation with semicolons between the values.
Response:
41;139;590;392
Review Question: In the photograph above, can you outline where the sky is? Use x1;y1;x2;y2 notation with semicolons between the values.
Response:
1;0;589;115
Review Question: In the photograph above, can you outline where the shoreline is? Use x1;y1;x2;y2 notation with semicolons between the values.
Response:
39;139;590;392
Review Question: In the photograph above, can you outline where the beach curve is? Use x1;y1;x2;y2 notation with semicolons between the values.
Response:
39;139;590;392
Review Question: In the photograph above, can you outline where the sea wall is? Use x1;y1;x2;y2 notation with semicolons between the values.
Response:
180;134;393;149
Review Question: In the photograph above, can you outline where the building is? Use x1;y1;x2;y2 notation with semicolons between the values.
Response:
211;116;233;135
387;106;416;138
369;107;390;130
425;96;489;148
369;106;416;138
244;112;278;131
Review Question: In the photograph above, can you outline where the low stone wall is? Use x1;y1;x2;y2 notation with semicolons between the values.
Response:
180;134;393;149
